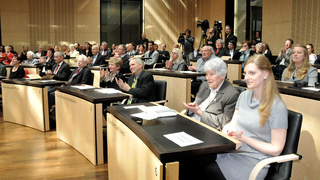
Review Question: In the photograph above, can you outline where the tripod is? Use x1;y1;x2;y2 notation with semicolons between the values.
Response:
197;33;207;51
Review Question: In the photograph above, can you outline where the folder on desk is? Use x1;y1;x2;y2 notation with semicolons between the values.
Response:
27;74;41;80
40;75;54;80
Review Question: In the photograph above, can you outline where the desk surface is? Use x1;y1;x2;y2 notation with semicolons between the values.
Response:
2;79;66;87
233;80;320;100
107;103;237;163
56;86;130;103
146;69;205;78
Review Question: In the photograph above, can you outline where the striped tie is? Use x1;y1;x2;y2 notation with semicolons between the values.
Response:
127;78;137;104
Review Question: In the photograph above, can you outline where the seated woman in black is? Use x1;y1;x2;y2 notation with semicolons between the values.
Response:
100;57;125;90
9;54;25;79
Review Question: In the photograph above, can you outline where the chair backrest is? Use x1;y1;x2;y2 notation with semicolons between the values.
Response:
265;110;303;180
234;86;246;94
154;80;167;104
89;72;94;85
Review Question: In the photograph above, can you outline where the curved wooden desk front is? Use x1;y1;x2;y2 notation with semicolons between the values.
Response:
233;80;320;180
107;103;241;180
146;69;205;112
55;86;130;166
2;79;65;131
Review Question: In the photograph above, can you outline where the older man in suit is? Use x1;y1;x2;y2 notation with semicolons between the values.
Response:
117;44;130;74
144;41;159;69
66;55;93;86
46;51;70;81
183;58;239;130
89;45;107;66
116;57;156;104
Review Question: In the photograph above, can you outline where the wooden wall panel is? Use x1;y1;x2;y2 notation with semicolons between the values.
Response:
0;0;100;52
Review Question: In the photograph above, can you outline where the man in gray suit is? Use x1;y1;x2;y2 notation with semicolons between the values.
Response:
272;39;293;79
144;41;159;69
183;58;239;130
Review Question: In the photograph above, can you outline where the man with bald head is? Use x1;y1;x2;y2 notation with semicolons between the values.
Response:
89;45;107;66
138;33;149;46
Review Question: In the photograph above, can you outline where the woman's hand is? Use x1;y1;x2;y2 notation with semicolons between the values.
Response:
100;68;105;78
183;102;202;116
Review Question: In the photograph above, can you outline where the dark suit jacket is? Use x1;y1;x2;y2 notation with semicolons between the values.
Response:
82;49;93;57
119;54;130;74
68;66;93;85
206;34;220;48
52;61;71;81
214;48;227;58
226;49;240;60
192;81;239;129
127;70;156;103
92;54;107;66
100;71;125;90
225;34;238;49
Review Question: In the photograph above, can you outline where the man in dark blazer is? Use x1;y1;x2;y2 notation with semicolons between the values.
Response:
117;44;130;74
116;57;156;104
226;40;240;60
183;58;239;130
90;45;107;66
224;25;237;50
66;55;93;86
46;51;70;81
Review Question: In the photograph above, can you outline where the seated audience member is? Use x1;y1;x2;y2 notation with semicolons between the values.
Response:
1;46;14;65
0;45;5;54
9;45;17;55
224;25;238;50
135;44;146;56
144;41;160;69
89;45;107;66
116;57;156;104
214;39;227;58
69;44;79;66
306;43;317;65
154;44;159;52
127;42;136;58
45;51;71;81
100;41;110;57
165;48;186;71
282;45;318;86
183;58;239;129
255;43;264;54
61;44;70;58
54;45;61;52
202;54;288;180
251;44;256;52
255;31;261;43
100;57;125;89
138;33;149;47
226;40;240;60
9;54;25;79
49;55;93;110
23;51;39;65
45;48;56;70
82;42;93;57
117;44;130;74
273;39;293;78
263;42;272;63
159;44;170;67
19;45;28;61
34;45;47;58
239;40;254;62
188;45;216;96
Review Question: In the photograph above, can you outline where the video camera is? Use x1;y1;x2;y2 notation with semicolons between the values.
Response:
197;20;209;34
214;20;223;32
177;33;186;44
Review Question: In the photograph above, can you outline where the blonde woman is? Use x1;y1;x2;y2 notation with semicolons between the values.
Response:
165;48;186;71
205;55;288;179
282;45;318;86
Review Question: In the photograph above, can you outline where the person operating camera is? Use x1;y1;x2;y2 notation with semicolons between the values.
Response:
184;29;194;64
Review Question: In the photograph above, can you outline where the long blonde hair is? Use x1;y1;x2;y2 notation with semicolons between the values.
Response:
284;45;311;80
169;48;184;64
244;54;281;127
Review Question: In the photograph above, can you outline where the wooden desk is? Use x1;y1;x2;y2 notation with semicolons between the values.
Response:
233;80;320;180
1;79;65;132
224;60;242;84
107;103;241;180
146;69;205;112
55;86;130;165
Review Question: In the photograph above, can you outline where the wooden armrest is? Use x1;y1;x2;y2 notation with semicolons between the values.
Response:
249;154;302;180
152;100;168;105
153;63;162;69
180;109;187;115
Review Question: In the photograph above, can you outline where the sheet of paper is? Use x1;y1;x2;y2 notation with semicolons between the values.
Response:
72;85;96;90
123;105;146;109
302;87;320;92
39;80;56;82
95;88;121;94
180;71;199;74
164;132;203;147
131;112;156;120
153;68;168;71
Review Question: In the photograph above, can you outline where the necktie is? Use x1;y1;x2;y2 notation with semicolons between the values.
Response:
66;69;80;86
54;64;60;74
127;78;137;104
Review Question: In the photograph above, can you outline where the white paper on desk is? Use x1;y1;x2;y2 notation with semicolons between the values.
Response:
39;80;56;82
164;132;204;147
138;106;177;118
72;85;96;90
95;88;121;94
153;68;167;71
302;87;320;92
124;105;146;109
180;71;199;74
131;112;156;120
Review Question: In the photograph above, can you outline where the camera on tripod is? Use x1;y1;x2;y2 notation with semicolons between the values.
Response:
177;33;186;45
214;20;223;33
197;20;209;35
